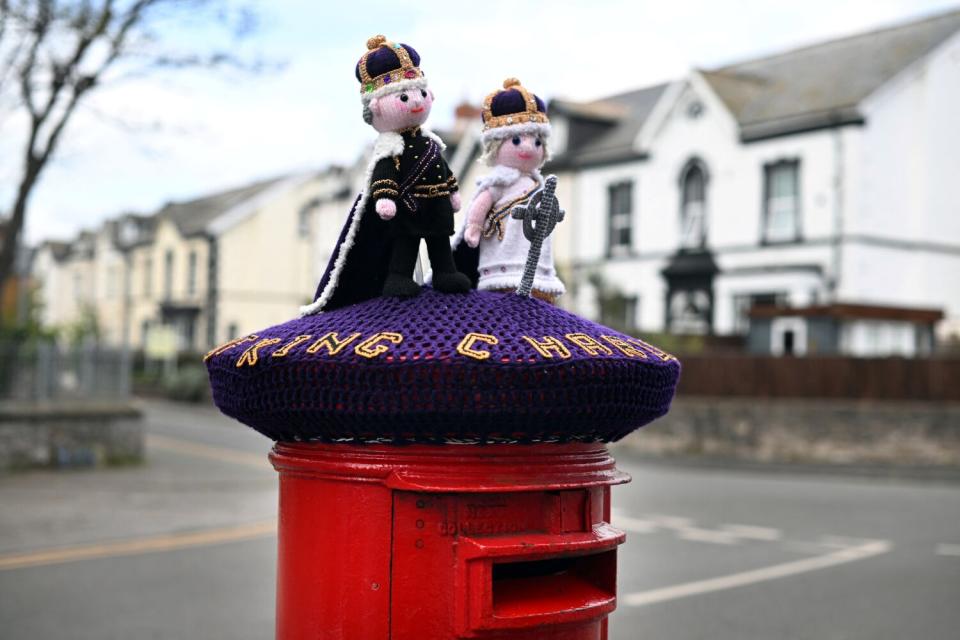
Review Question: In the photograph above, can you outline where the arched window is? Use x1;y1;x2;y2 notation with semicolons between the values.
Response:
679;160;708;249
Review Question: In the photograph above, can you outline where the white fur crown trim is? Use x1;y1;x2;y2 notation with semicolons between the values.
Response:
361;77;429;105
481;122;551;144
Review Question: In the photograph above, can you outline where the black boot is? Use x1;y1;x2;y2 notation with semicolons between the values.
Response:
383;236;423;298
426;235;470;293
383;273;422;298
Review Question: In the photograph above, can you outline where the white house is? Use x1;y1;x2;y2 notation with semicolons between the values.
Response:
543;9;960;352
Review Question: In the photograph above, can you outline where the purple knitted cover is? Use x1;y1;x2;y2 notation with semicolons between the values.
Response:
205;288;680;444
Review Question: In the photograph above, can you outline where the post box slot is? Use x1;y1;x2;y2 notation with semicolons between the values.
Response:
493;557;574;581
490;549;617;620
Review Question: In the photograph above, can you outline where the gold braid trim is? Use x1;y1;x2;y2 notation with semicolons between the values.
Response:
358;35;424;94
483;186;538;240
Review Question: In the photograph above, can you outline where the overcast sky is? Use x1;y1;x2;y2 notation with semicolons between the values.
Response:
6;0;959;244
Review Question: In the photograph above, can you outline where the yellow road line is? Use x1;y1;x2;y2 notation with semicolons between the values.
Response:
147;433;271;470
0;519;278;572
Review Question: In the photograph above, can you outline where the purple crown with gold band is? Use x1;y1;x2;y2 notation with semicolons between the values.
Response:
482;78;549;133
355;35;425;101
204;288;681;445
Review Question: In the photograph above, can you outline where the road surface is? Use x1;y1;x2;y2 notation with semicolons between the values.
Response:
1;400;958;639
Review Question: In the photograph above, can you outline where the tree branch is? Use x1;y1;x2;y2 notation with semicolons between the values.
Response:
1;0;265;309
17;2;52;121
0;1;9;44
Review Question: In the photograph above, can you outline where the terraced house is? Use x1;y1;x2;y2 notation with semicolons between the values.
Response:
540;9;960;355
33;170;344;352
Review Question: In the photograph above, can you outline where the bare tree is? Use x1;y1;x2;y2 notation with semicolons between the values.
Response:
0;0;257;311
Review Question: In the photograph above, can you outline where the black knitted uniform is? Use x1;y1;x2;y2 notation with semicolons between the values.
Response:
368;127;457;237
367;127;469;297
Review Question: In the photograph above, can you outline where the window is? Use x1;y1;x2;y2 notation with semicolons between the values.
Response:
763;160;801;243
163;250;174;299
599;294;638;333
143;257;153;297
298;208;311;237
680;160;708;249
106;266;118;299
668;289;711;334
187;250;197;296
298;200;318;238
607;181;633;256
73;273;83;302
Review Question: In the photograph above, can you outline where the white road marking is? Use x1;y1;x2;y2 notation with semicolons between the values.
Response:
936;543;960;557
721;524;783;541
648;514;693;528
676;528;739;545
612;513;658;534
612;512;784;546
623;539;892;608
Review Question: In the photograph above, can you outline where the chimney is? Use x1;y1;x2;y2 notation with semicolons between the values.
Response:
452;101;482;135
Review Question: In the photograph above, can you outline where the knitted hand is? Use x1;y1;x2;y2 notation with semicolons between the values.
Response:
450;191;462;213
376;198;396;220
465;223;481;248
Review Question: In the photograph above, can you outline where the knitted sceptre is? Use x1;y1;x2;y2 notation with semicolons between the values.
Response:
510;174;565;298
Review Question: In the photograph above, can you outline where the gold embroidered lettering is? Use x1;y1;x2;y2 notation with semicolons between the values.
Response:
272;335;312;358
564;333;614;356
601;335;648;358
456;333;498;360
204;335;258;362
629;338;677;362
522;335;571;359
306;332;362;356
354;332;403;359
236;338;281;368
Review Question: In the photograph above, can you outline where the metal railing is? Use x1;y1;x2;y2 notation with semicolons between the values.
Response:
0;339;131;402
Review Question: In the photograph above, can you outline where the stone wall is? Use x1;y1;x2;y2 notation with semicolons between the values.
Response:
0;402;143;471
618;398;960;467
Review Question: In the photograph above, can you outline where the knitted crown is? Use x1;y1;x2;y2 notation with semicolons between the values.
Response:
481;78;550;143
355;35;426;104
204;288;680;445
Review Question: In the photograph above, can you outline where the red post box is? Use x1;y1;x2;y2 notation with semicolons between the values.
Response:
270;442;630;639
205;291;679;637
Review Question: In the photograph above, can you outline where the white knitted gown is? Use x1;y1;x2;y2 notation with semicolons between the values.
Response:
469;166;565;297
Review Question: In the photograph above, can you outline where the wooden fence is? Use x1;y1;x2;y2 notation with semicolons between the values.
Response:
675;355;960;401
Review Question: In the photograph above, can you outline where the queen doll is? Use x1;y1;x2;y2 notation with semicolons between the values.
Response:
453;78;565;303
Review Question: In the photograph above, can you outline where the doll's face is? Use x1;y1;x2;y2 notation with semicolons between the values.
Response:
369;88;434;132
495;133;545;173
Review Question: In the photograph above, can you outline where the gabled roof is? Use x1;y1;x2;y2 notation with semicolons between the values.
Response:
107;213;156;250
38;240;71;262
549;83;669;168
157;177;287;237
206;172;323;235
701;8;960;141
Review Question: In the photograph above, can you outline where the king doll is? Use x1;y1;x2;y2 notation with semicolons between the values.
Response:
301;35;470;316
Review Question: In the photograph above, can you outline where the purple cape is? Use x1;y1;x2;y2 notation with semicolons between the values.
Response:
310;195;395;312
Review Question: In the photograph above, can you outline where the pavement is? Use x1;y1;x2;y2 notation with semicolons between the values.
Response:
1;399;958;639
